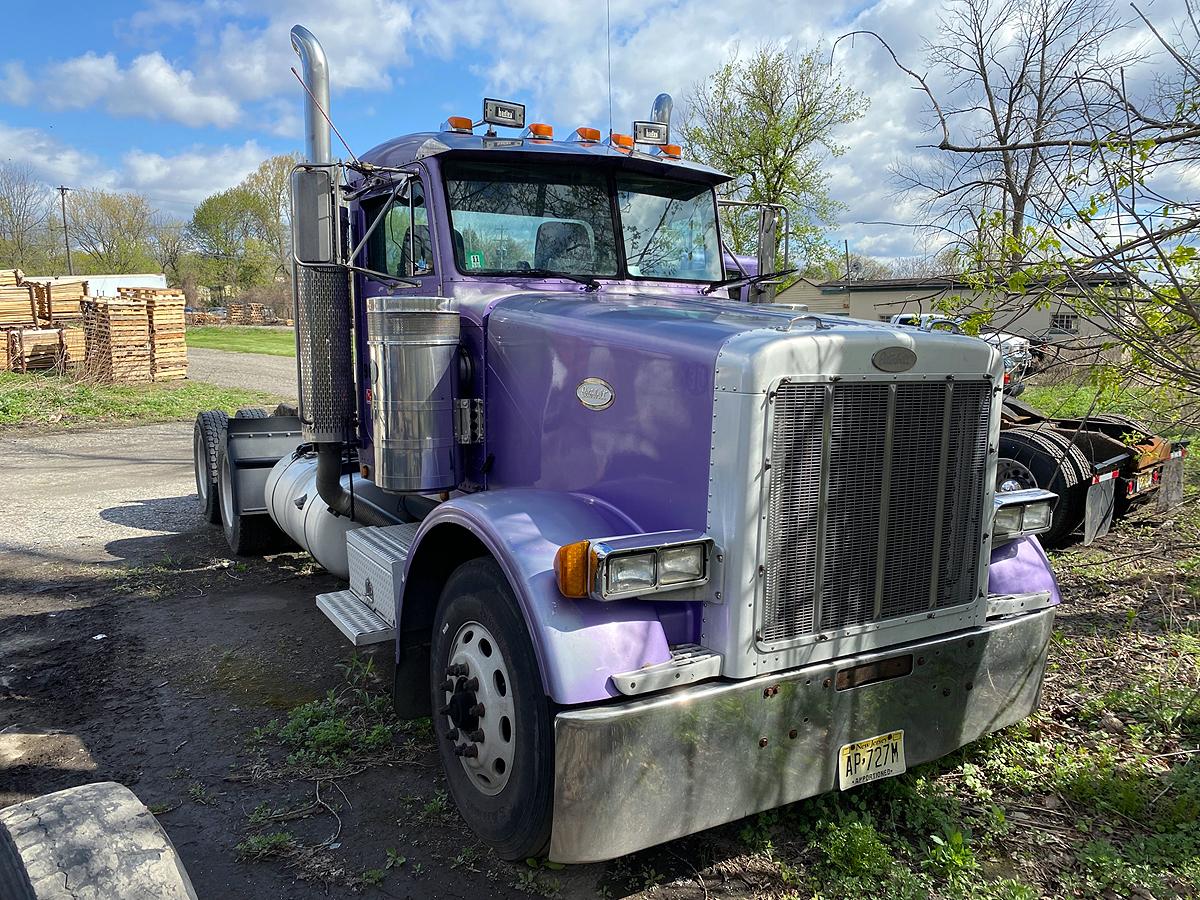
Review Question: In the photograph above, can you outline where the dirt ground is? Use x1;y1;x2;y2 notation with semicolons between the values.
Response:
0;423;738;899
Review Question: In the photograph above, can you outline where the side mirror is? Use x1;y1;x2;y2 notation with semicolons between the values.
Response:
755;206;779;304
291;168;336;265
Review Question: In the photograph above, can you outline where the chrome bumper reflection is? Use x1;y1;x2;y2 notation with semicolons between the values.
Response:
548;605;1055;863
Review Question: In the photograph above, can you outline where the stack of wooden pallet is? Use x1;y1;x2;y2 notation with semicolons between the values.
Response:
7;327;68;372
0;283;36;327
81;298;152;383
33;279;89;324
120;287;188;380
0;269;23;287
227;301;279;325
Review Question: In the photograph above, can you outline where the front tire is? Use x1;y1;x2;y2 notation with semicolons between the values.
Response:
430;558;554;860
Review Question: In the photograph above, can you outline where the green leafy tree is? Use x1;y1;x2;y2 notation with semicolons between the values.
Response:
241;153;302;280
682;44;868;269
68;189;156;273
188;187;273;288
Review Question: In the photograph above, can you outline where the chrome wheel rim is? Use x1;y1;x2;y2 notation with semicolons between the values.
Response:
440;620;516;796
218;454;234;529
194;429;209;504
996;457;1037;493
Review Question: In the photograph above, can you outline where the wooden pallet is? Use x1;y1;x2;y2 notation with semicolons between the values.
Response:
34;280;88;324
0;269;23;288
0;285;36;327
81;298;153;383
137;289;189;381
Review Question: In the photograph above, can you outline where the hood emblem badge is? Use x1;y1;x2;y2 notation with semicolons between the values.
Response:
872;346;917;373
576;378;615;410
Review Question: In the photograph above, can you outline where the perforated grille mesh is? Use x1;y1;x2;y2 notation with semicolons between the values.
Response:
296;265;354;442
761;380;992;644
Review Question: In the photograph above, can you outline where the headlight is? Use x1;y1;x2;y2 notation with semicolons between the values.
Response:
992;488;1058;546
607;551;656;594
553;531;714;601
659;545;706;585
1021;501;1052;531
994;505;1024;534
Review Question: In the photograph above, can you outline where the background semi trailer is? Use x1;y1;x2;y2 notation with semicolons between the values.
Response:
889;315;1188;545
192;24;1064;863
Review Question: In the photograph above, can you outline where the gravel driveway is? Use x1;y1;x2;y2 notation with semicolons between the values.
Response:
187;348;297;401
0;422;199;572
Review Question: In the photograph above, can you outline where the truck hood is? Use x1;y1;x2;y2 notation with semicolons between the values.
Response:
484;290;1001;390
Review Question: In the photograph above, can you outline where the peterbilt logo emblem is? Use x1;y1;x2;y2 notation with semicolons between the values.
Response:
872;346;917;373
576;378;615;410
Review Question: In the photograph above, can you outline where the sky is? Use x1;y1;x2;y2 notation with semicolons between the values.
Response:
0;0;1183;260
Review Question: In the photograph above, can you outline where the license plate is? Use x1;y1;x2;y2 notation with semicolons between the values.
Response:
838;730;906;790
1134;471;1153;494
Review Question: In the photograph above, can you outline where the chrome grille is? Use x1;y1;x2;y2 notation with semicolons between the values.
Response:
761;380;992;644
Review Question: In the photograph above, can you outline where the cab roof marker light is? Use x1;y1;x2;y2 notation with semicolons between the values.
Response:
654;143;682;159
441;115;473;133
524;122;553;141
571;126;601;144
482;98;526;130
633;120;669;146
608;132;634;152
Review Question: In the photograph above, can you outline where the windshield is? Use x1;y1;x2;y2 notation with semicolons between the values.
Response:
443;159;722;283
444;160;619;276
616;173;721;282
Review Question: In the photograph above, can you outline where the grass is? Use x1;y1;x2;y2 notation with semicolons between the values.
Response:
186;325;296;357
0;371;279;428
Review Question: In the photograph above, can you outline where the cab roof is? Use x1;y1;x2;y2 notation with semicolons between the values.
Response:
358;130;732;185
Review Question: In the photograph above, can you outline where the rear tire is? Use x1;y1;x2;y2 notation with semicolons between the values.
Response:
194;410;228;525
216;446;291;556
998;427;1090;545
234;407;269;419
430;558;554;860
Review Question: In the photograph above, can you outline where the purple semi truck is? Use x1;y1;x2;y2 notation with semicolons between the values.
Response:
192;25;1062;864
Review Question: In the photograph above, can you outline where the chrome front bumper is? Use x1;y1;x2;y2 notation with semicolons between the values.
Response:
548;604;1055;863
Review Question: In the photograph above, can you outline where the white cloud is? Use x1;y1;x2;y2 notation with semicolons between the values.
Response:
0;121;268;218
43;51;238;126
119;141;268;211
0;61;34;106
0;122;112;186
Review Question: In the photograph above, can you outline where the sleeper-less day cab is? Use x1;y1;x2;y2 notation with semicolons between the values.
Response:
193;25;1062;862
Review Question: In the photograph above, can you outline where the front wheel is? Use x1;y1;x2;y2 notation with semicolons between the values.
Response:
430;558;554;860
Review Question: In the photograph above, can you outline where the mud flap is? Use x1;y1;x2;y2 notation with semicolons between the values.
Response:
1083;478;1116;544
1157;451;1187;511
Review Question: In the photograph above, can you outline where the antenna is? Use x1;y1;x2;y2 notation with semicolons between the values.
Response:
290;66;361;165
606;0;613;137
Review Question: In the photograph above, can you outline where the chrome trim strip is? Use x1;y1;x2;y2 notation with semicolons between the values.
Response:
873;383;897;620
549;604;1056;863
928;380;954;608
985;590;1056;619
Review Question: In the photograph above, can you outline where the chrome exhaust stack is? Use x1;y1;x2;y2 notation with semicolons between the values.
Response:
651;93;673;129
288;24;388;527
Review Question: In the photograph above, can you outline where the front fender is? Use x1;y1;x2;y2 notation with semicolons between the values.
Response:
987;535;1060;603
403;489;673;705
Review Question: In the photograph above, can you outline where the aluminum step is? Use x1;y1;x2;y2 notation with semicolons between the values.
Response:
611;643;722;696
316;589;395;646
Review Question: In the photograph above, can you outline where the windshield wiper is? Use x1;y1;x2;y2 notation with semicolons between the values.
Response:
702;267;797;295
517;268;601;291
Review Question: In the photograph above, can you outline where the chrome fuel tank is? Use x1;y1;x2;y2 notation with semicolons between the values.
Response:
366;297;460;493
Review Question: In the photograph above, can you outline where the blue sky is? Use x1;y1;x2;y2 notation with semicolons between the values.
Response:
0;0;1181;258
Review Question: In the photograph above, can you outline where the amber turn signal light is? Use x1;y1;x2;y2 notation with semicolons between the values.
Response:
554;540;591;598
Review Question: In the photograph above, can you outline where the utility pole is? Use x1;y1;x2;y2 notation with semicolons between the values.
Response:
57;186;73;275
